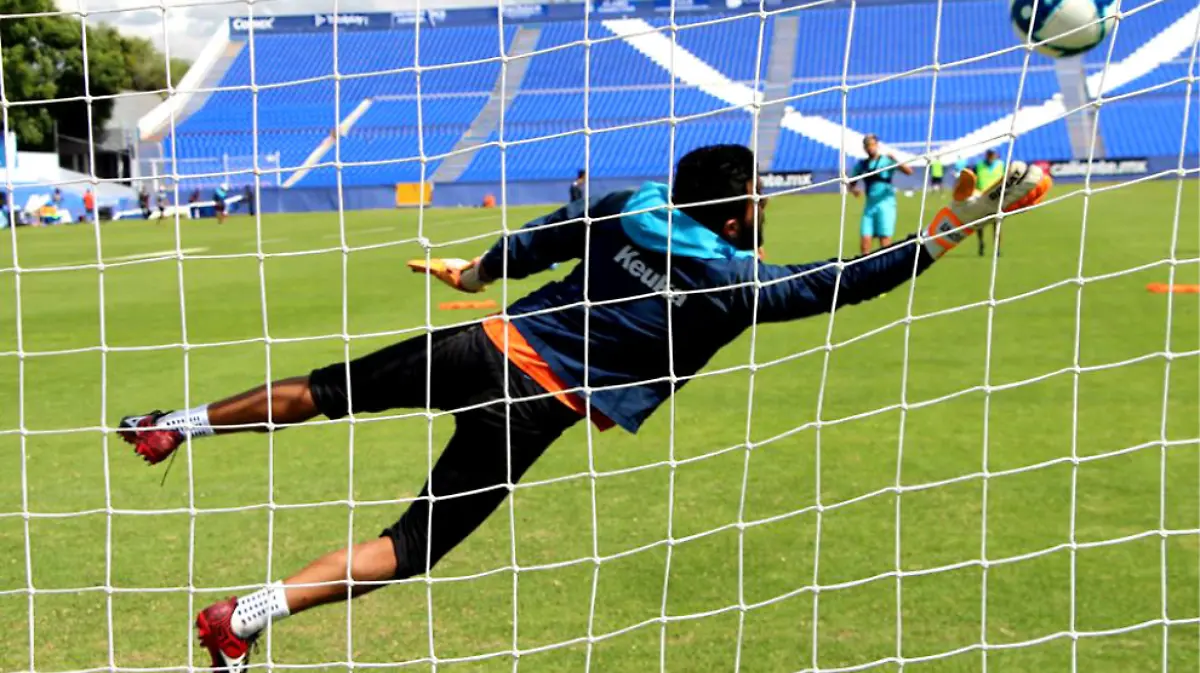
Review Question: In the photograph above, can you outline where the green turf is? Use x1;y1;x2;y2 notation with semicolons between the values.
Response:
1;179;1198;672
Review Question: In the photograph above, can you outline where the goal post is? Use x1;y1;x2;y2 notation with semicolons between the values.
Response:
2;0;1199;671
138;153;284;191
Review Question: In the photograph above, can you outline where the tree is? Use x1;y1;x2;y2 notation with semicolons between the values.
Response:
53;23;132;145
122;32;190;94
0;0;190;150
0;0;70;147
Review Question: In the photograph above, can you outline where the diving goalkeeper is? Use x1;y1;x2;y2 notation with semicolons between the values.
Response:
117;144;1051;671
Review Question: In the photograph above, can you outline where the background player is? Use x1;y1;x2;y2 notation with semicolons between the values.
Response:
213;183;228;224
929;157;945;192
117;144;1050;672
569;169;587;202
849;134;914;254
974;149;1006;256
953;154;969;182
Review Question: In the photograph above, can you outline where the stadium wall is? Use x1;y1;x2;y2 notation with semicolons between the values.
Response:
246;155;1197;214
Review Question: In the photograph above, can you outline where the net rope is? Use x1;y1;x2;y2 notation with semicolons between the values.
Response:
3;0;1199;671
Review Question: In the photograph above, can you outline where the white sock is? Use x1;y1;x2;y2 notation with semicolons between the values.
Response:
231;584;291;639
156;405;214;438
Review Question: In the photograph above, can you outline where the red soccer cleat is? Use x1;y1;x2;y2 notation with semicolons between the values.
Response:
196;597;256;672
117;411;183;465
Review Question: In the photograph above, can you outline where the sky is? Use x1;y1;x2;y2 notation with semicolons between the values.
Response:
54;0;500;59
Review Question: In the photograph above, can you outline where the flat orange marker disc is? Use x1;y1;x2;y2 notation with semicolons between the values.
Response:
1146;283;1200;294
439;299;499;310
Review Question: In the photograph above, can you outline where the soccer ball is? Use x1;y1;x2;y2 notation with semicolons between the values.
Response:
1010;0;1116;58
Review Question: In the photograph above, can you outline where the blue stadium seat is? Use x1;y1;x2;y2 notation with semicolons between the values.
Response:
772;104;1074;172
1101;89;1200;157
1086;0;1189;64
167;24;515;186
1095;61;1192;98
791;0;1054;79
655;13;775;82
505;87;736;127
310;128;464;186
162;0;1194;186
521;20;671;89
458;115;753;182
787;71;1061;112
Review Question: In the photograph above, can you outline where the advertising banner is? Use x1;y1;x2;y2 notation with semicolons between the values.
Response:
312;13;374;29
396;182;434;207
229;0;834;34
1038;158;1149;178
760;171;814;190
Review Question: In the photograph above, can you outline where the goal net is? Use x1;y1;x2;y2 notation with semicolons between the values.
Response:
2;0;1199;671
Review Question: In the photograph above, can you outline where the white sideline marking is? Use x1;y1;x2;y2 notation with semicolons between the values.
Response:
322;226;395;239
26;247;212;271
112;247;209;261
283;98;375;189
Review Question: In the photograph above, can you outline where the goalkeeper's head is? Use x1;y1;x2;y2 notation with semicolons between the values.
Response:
673;144;766;251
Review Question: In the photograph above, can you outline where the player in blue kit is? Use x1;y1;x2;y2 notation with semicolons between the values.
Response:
850;134;914;255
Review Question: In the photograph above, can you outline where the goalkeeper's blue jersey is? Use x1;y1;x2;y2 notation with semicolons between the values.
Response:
478;182;935;433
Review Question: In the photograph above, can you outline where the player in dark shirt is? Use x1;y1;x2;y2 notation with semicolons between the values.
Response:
138;187;151;219
569;169;586;202
213;184;228;224
117;145;1051;671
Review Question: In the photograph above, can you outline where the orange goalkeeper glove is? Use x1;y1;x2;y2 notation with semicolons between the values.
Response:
921;160;1052;259
406;257;489;293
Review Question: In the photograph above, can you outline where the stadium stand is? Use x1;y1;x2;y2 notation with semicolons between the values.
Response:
1085;0;1184;65
458;114;752;182
147;0;1196;205
161;24;515;189
1101;91;1200;158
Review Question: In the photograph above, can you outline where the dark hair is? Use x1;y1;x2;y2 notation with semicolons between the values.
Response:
863;133;879;144
672;144;756;232
985;149;998;158
577;169;586;179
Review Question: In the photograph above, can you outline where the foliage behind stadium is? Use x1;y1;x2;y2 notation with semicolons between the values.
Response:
0;0;188;151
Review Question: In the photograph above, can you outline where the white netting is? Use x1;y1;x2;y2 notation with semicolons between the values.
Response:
2;0;1199;671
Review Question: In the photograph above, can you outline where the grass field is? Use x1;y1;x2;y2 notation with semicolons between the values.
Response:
1;179;1198;672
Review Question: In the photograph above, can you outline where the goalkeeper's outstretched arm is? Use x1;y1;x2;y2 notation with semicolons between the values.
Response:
480;190;634;279
408;190;634;291
747;237;934;323
745;161;1052;323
